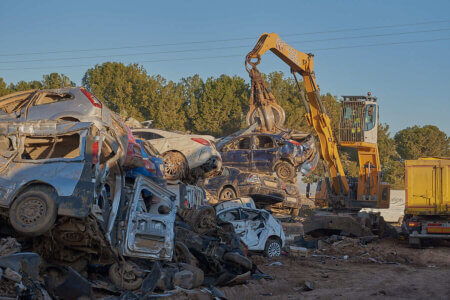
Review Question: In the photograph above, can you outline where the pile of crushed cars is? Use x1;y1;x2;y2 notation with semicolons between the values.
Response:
0;87;318;298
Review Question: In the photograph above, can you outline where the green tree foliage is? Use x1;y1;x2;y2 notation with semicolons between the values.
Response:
0;78;9;97
82;62;152;120
378;124;404;189
41;73;75;89
394;125;449;160
184;74;248;136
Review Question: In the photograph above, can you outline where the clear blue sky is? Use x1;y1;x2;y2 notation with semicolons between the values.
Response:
1;0;449;134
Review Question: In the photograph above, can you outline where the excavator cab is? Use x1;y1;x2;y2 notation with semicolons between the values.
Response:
339;94;378;144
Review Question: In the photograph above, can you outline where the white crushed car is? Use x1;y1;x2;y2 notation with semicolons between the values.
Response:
132;128;222;181
215;199;285;257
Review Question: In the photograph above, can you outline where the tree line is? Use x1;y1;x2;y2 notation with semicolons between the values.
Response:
1;62;448;188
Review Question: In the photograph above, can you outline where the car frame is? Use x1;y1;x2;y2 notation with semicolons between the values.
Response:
132;128;222;181
215;202;285;257
198;167;286;205
218;132;318;181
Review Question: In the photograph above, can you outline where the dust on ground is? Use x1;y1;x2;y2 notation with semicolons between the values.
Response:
220;238;450;300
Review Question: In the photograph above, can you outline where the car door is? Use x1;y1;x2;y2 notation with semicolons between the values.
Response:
121;175;176;261
217;208;246;235
251;135;279;172
220;136;251;169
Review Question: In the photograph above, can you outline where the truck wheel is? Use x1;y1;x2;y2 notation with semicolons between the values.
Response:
9;185;57;236
264;238;282;258
275;161;296;181
109;262;143;291
163;152;187;181
219;187;237;201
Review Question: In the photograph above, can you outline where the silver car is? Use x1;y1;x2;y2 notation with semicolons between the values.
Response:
0;87;129;165
132;128;222;181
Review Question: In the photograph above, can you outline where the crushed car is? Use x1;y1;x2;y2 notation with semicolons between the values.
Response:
217;132;318;181
132;128;222;181
197;166;286;205
0;87;134;167
0;120;123;236
215;199;286;257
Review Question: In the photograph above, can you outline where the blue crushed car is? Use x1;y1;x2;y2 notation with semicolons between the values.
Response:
217;132;318;181
126;139;166;186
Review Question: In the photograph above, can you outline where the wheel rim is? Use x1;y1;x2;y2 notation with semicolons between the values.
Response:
16;197;46;226
220;189;235;200
267;242;281;257
277;164;292;179
164;153;185;180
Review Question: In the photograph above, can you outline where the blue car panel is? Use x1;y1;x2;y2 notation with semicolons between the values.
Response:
126;139;166;186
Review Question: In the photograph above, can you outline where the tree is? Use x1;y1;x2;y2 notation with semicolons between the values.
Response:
394;125;449;160
41;73;75;89
82;62;153;120
0;78;9;97
378;123;404;189
185;74;248;136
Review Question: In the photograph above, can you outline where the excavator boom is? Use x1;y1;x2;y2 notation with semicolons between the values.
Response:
246;33;349;196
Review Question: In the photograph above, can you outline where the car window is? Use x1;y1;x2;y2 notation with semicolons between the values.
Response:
140;140;161;156
21;133;81;160
218;209;240;222
34;92;74;106
256;135;274;149
133;131;164;140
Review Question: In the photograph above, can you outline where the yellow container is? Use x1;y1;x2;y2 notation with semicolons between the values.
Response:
405;158;449;216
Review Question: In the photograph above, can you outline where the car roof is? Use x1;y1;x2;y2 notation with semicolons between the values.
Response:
132;128;215;140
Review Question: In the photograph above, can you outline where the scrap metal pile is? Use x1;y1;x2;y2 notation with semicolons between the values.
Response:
0;87;307;299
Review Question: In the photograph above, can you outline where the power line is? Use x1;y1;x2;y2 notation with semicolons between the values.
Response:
1;27;449;64
0;37;448;71
0;19;449;57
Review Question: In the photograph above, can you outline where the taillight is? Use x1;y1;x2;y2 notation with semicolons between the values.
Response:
191;138;210;146
81;88;102;109
92;141;99;164
144;159;156;173
408;221;419;227
289;139;301;146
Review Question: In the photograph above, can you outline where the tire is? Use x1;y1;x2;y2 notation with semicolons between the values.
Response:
9;185;58;236
275;161;296;181
163;152;187;181
219;187;237;201
264;238;282;258
109;262;143;291
223;252;252;271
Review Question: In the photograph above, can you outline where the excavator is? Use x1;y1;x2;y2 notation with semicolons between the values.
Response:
245;33;391;236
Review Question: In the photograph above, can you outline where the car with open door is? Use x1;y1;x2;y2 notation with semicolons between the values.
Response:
215;201;285;257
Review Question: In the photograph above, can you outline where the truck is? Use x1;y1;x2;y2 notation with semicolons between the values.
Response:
403;158;450;247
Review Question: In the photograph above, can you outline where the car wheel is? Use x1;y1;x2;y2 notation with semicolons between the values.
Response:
163;152;187;181
219;187;237;201
109;262;143;291
9;185;58;236
264;238;282;258
275;161;296;180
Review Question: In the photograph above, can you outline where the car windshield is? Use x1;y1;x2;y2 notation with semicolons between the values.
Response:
140;140;160;156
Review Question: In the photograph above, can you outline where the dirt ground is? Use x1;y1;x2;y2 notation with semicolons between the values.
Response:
218;238;450;300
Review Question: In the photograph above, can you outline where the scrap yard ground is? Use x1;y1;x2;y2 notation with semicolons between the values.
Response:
219;239;450;299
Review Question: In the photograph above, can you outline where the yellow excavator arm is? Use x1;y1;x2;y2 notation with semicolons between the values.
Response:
246;32;349;196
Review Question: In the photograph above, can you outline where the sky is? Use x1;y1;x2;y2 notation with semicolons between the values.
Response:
0;0;449;134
